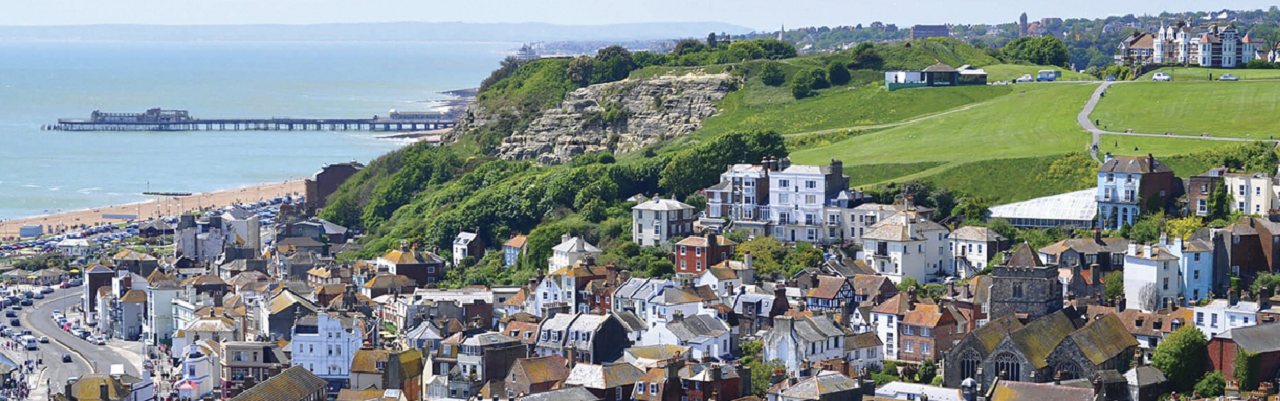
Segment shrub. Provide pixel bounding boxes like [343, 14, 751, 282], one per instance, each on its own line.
[760, 62, 785, 86]
[1194, 371, 1225, 398]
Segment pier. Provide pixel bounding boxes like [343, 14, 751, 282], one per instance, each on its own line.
[46, 108, 457, 132]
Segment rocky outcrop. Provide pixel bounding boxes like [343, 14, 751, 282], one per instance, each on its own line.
[496, 72, 737, 164]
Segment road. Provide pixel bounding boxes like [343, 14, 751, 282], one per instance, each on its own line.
[16, 287, 142, 397]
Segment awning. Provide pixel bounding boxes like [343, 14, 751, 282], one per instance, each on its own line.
[69, 269, 80, 273]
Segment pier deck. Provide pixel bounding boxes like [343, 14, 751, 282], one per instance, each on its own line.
[48, 108, 457, 132]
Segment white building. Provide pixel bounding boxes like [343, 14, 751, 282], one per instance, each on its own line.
[631, 198, 696, 248]
[1123, 239, 1182, 312]
[290, 312, 364, 386]
[1154, 22, 1255, 67]
[1224, 172, 1275, 215]
[549, 235, 602, 271]
[861, 209, 950, 284]
[1192, 298, 1259, 337]
[55, 238, 94, 256]
[1167, 235, 1214, 303]
[768, 159, 849, 244]
[637, 313, 731, 361]
[949, 226, 1006, 278]
[703, 163, 770, 222]
[761, 314, 849, 377]
[176, 341, 220, 400]
[452, 231, 479, 267]
[144, 274, 183, 345]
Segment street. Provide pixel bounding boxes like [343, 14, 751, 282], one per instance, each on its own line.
[8, 286, 144, 400]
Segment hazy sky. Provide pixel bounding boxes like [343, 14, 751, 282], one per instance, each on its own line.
[2, 0, 1276, 30]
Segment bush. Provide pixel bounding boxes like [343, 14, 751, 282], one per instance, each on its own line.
[1236, 348, 1261, 391]
[1244, 59, 1278, 69]
[1194, 371, 1225, 398]
[1152, 325, 1208, 392]
[827, 61, 851, 86]
[807, 68, 830, 89]
[760, 62, 785, 86]
[791, 73, 815, 99]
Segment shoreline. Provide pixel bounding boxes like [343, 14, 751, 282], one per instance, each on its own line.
[0, 180, 305, 239]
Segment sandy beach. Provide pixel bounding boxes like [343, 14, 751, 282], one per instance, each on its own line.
[0, 180, 305, 239]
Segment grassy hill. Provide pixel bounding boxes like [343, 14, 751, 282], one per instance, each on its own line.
[1138, 66, 1280, 81]
[876, 37, 1000, 70]
[1090, 81, 1280, 138]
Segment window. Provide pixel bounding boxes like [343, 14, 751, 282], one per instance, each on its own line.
[1194, 269, 1200, 280]
[695, 247, 702, 257]
[1012, 284, 1023, 298]
[1238, 202, 1246, 212]
[1163, 278, 1169, 290]
[1198, 199, 1208, 213]
[780, 194, 790, 205]
[922, 342, 931, 355]
[650, 384, 658, 395]
[779, 180, 790, 188]
[1194, 253, 1201, 262]
[994, 353, 1021, 381]
[680, 246, 687, 255]
[805, 195, 816, 205]
[960, 351, 981, 381]
[1239, 185, 1246, 196]
[1196, 312, 1204, 326]
[904, 341, 913, 353]
[806, 180, 816, 189]
[1211, 314, 1218, 328]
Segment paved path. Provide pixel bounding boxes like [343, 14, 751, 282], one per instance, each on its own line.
[1077, 81, 1280, 164]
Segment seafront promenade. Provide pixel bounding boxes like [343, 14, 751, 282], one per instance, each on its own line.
[0, 180, 304, 238]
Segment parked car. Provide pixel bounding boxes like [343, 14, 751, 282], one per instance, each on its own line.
[40, 287, 53, 294]
[20, 299, 32, 307]
[1105, 75, 1116, 81]
[1015, 74, 1034, 83]
[62, 354, 72, 363]
[8, 319, 18, 327]
[91, 336, 106, 345]
[32, 293, 43, 300]
[1152, 72, 1172, 81]
[1219, 73, 1239, 81]
[38, 336, 48, 343]
[5, 311, 15, 318]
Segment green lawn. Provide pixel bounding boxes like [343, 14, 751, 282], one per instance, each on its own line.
[790, 83, 1098, 166]
[699, 84, 1012, 139]
[845, 162, 946, 187]
[982, 64, 1094, 82]
[1090, 81, 1280, 138]
[1139, 66, 1280, 81]
[926, 154, 1098, 204]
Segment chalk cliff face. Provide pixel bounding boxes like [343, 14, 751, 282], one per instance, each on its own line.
[494, 72, 736, 164]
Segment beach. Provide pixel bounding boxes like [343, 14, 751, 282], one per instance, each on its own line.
[0, 180, 304, 239]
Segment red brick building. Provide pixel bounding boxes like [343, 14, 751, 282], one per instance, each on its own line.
[678, 363, 744, 401]
[1208, 323, 1280, 380]
[674, 233, 737, 276]
[897, 303, 966, 363]
[304, 161, 363, 215]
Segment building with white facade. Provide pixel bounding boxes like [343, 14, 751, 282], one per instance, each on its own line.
[1193, 297, 1259, 337]
[761, 314, 850, 377]
[861, 209, 950, 284]
[637, 313, 731, 361]
[1096, 154, 1174, 230]
[290, 311, 365, 390]
[702, 163, 770, 222]
[144, 273, 182, 345]
[949, 226, 1007, 279]
[1168, 235, 1215, 303]
[1123, 240, 1181, 312]
[1224, 172, 1275, 216]
[1153, 21, 1256, 67]
[768, 159, 850, 244]
[549, 235, 602, 271]
[631, 198, 696, 248]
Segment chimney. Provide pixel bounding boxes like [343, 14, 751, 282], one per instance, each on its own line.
[774, 315, 794, 335]
[1128, 242, 1138, 256]
[1143, 244, 1152, 258]
[561, 233, 571, 244]
[771, 369, 785, 385]
[709, 364, 722, 381]
[671, 310, 684, 323]
[1262, 287, 1273, 310]
[1165, 297, 1174, 311]
[619, 270, 632, 282]
[1159, 232, 1168, 246]
[1230, 289, 1240, 306]
[1148, 153, 1155, 171]
[1093, 228, 1102, 243]
[1116, 294, 1126, 312]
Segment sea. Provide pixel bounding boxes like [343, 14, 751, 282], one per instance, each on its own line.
[0, 40, 512, 220]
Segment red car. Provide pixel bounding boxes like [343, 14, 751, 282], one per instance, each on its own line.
[59, 282, 70, 289]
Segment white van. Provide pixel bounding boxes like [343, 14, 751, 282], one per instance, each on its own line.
[23, 335, 37, 350]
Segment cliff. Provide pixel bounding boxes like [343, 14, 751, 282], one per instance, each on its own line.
[495, 72, 737, 164]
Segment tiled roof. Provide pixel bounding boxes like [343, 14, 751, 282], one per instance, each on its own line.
[847, 331, 883, 350]
[505, 235, 528, 249]
[503, 321, 542, 345]
[675, 236, 737, 248]
[511, 355, 572, 385]
[362, 273, 416, 289]
[350, 349, 389, 373]
[625, 344, 690, 361]
[971, 315, 1025, 354]
[68, 374, 129, 401]
[1100, 155, 1172, 175]
[229, 365, 328, 401]
[806, 276, 849, 300]
[1009, 312, 1081, 369]
[771, 371, 860, 399]
[706, 267, 738, 280]
[515, 386, 600, 401]
[951, 226, 1006, 242]
[1005, 243, 1044, 267]
[268, 289, 318, 314]
[902, 304, 946, 327]
[1220, 323, 1280, 353]
[119, 289, 147, 303]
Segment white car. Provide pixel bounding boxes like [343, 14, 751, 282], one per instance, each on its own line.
[1152, 72, 1172, 81]
[1015, 74, 1034, 83]
[92, 336, 106, 345]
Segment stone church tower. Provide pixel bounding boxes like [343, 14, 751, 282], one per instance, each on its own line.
[988, 243, 1062, 321]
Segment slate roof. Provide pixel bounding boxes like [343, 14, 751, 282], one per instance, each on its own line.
[680, 363, 739, 381]
[516, 386, 600, 401]
[846, 331, 883, 350]
[278, 237, 325, 248]
[565, 362, 645, 389]
[951, 226, 1006, 242]
[706, 267, 738, 280]
[552, 237, 602, 253]
[612, 311, 647, 333]
[1068, 313, 1139, 365]
[990, 381, 1093, 401]
[668, 315, 730, 342]
[769, 371, 860, 399]
[268, 288, 318, 315]
[1124, 365, 1167, 387]
[1006, 312, 1080, 369]
[1100, 155, 1172, 175]
[1006, 243, 1045, 267]
[229, 365, 328, 401]
[1040, 237, 1130, 256]
[1220, 323, 1280, 353]
[632, 198, 695, 211]
[1129, 245, 1179, 261]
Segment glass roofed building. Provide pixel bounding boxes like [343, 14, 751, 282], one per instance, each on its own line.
[988, 189, 1097, 229]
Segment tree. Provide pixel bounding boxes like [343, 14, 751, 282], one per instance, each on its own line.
[1194, 371, 1226, 398]
[826, 61, 851, 86]
[784, 242, 823, 276]
[848, 42, 883, 70]
[1104, 271, 1125, 300]
[917, 359, 938, 384]
[728, 41, 766, 60]
[707, 32, 719, 48]
[897, 277, 922, 293]
[647, 259, 675, 278]
[747, 359, 786, 396]
[807, 68, 830, 89]
[755, 39, 798, 59]
[791, 71, 815, 99]
[1251, 272, 1280, 297]
[1166, 217, 1204, 239]
[1207, 180, 1232, 221]
[567, 56, 596, 86]
[1000, 36, 1070, 68]
[760, 63, 786, 87]
[1236, 348, 1261, 391]
[1151, 325, 1208, 392]
[674, 39, 709, 56]
[581, 198, 607, 223]
[735, 237, 788, 277]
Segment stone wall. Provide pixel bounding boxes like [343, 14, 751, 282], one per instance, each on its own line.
[495, 72, 737, 164]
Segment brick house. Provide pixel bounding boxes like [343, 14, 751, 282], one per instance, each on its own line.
[1096, 153, 1175, 230]
[897, 303, 966, 363]
[940, 275, 991, 332]
[1208, 323, 1280, 380]
[1224, 220, 1268, 280]
[505, 355, 572, 397]
[304, 161, 363, 214]
[1189, 167, 1227, 217]
[678, 363, 744, 401]
[673, 233, 737, 277]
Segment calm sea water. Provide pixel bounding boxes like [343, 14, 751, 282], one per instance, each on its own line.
[0, 41, 511, 220]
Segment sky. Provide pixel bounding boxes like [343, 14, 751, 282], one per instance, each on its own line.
[1, 0, 1277, 31]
